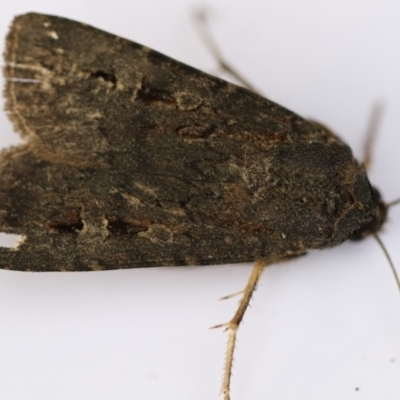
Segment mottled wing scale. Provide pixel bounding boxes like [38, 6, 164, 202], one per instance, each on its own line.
[0, 13, 376, 271]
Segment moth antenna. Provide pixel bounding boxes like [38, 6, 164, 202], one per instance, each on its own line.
[363, 103, 399, 292]
[373, 233, 400, 295]
[387, 198, 400, 207]
[193, 8, 258, 93]
[363, 102, 384, 170]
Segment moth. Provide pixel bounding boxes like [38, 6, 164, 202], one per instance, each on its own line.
[0, 12, 395, 400]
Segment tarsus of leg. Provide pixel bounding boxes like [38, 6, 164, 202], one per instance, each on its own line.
[210, 260, 266, 400]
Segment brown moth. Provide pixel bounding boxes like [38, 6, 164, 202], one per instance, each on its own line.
[0, 12, 396, 400]
[0, 13, 386, 271]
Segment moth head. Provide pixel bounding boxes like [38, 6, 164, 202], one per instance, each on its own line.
[350, 186, 388, 240]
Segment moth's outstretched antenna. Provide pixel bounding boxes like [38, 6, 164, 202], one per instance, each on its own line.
[363, 103, 384, 170]
[362, 104, 399, 294]
[373, 233, 400, 295]
[193, 9, 258, 93]
[387, 198, 400, 207]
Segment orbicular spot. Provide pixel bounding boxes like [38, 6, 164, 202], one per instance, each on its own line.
[174, 91, 202, 111]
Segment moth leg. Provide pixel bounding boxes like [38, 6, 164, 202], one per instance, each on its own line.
[211, 260, 266, 400]
[193, 9, 258, 93]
